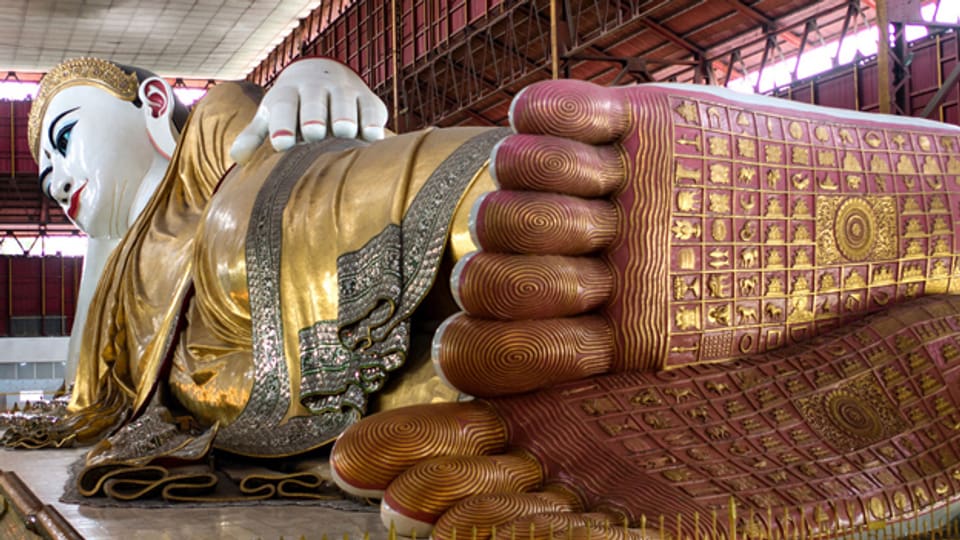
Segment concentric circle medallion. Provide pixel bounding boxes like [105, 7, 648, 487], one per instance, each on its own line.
[835, 197, 877, 261]
[825, 389, 882, 441]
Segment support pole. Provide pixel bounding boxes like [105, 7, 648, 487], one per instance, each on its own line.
[10, 102, 15, 177]
[877, 0, 891, 113]
[60, 254, 65, 336]
[7, 257, 12, 327]
[391, 0, 400, 133]
[550, 0, 559, 79]
[937, 33, 944, 122]
[41, 255, 46, 335]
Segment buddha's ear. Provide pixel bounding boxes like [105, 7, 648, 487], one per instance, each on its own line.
[138, 76, 178, 159]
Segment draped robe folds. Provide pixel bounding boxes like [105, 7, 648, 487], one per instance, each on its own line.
[67, 81, 501, 457]
[69, 82, 264, 435]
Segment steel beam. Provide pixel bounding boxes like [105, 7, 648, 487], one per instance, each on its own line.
[754, 35, 775, 93]
[653, 2, 856, 83]
[640, 16, 704, 56]
[920, 62, 960, 119]
[891, 22, 910, 115]
[791, 20, 813, 81]
[723, 0, 803, 48]
[400, 0, 664, 129]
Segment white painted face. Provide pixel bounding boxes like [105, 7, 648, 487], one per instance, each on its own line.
[37, 85, 157, 239]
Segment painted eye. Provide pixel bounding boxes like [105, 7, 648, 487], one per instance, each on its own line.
[55, 121, 76, 156]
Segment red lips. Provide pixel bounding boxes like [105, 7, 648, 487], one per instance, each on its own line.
[67, 181, 86, 221]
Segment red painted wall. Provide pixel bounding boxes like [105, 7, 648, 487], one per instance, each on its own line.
[0, 255, 82, 336]
[0, 100, 38, 177]
[772, 32, 960, 125]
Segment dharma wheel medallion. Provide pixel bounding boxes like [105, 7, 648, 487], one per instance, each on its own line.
[835, 197, 877, 261]
[800, 374, 907, 452]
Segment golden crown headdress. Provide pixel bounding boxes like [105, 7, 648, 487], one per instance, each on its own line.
[28, 57, 140, 161]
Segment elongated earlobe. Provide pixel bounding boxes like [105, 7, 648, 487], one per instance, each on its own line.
[138, 77, 177, 159]
[142, 79, 169, 118]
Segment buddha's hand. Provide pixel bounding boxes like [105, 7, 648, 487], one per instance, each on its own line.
[230, 58, 388, 164]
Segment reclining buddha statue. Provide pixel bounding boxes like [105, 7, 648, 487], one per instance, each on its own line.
[8, 56, 496, 455]
[7, 56, 960, 538]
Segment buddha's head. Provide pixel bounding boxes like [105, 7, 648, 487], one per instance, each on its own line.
[29, 58, 189, 238]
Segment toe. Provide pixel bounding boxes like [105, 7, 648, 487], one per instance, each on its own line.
[469, 191, 618, 255]
[330, 402, 506, 498]
[382, 452, 544, 536]
[509, 81, 628, 144]
[452, 253, 613, 319]
[491, 134, 625, 196]
[432, 314, 613, 397]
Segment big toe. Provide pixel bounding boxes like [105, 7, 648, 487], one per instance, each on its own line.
[330, 401, 506, 498]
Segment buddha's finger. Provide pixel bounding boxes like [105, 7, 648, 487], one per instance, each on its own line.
[329, 402, 506, 499]
[328, 88, 360, 139]
[264, 85, 299, 151]
[470, 191, 618, 255]
[452, 253, 613, 320]
[357, 92, 389, 142]
[490, 134, 625, 196]
[433, 314, 613, 397]
[381, 453, 544, 537]
[298, 85, 330, 141]
[432, 487, 584, 540]
[509, 80, 628, 144]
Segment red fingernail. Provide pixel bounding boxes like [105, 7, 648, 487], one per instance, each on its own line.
[271, 129, 295, 138]
[303, 120, 326, 127]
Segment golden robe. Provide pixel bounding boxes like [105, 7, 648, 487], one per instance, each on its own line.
[67, 81, 502, 457]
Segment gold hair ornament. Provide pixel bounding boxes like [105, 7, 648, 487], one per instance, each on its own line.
[28, 57, 140, 160]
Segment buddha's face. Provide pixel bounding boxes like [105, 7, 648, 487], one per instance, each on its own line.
[37, 85, 157, 239]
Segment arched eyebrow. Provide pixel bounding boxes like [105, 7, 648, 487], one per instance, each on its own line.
[47, 106, 79, 149]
